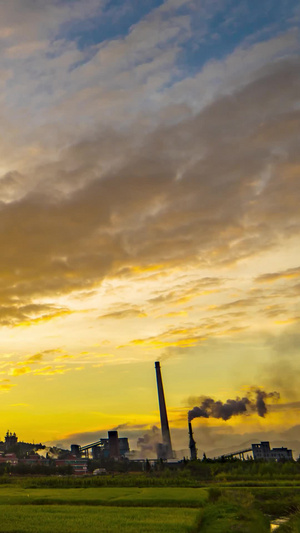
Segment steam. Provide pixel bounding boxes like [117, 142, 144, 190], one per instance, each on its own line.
[188, 389, 280, 422]
[137, 425, 160, 457]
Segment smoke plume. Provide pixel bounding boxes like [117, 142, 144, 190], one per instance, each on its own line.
[137, 425, 160, 457]
[255, 390, 280, 417]
[188, 389, 280, 422]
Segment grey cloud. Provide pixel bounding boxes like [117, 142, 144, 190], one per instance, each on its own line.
[0, 56, 299, 312]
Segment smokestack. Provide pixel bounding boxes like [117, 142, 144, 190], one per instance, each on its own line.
[188, 421, 197, 461]
[155, 361, 173, 459]
[108, 431, 120, 459]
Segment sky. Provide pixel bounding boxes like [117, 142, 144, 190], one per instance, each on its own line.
[0, 0, 299, 458]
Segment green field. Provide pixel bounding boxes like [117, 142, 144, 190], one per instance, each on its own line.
[0, 486, 203, 532]
[0, 483, 298, 532]
[0, 486, 207, 506]
[0, 505, 200, 533]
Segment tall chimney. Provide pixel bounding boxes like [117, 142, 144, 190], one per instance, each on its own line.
[108, 431, 120, 459]
[155, 361, 173, 459]
[188, 421, 197, 461]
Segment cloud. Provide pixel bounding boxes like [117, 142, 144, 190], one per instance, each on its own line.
[0, 302, 72, 328]
[0, 348, 78, 382]
[99, 306, 147, 320]
[10, 366, 31, 377]
[0, 379, 16, 391]
[260, 325, 300, 398]
[0, 34, 298, 317]
[15, 308, 73, 327]
[255, 266, 300, 283]
[148, 277, 223, 307]
[208, 298, 258, 312]
[26, 353, 44, 363]
[120, 312, 251, 351]
[32, 365, 69, 376]
[0, 2, 298, 439]
[54, 354, 74, 361]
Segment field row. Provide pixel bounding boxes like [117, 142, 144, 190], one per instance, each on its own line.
[0, 485, 298, 532]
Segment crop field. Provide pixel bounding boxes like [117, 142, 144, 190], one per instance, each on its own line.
[0, 483, 299, 532]
[0, 486, 201, 532]
[0, 505, 200, 533]
[0, 486, 208, 507]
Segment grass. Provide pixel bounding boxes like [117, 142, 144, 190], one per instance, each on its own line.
[192, 502, 270, 533]
[0, 483, 298, 531]
[0, 505, 200, 533]
[275, 513, 300, 532]
[0, 486, 208, 507]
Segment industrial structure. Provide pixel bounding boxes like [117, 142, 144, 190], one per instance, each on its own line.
[188, 421, 197, 460]
[217, 441, 293, 462]
[71, 431, 129, 460]
[2, 364, 295, 466]
[155, 361, 173, 459]
[0, 431, 44, 455]
[251, 441, 293, 461]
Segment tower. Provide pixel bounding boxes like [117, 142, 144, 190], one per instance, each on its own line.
[155, 361, 173, 459]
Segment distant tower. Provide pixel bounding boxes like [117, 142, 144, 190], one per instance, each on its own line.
[5, 430, 18, 450]
[155, 361, 173, 459]
[188, 421, 197, 461]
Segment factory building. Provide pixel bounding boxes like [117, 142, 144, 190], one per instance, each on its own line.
[55, 456, 88, 475]
[72, 431, 130, 460]
[252, 441, 293, 461]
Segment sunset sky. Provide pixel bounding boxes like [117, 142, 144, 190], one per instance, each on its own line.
[0, 0, 299, 458]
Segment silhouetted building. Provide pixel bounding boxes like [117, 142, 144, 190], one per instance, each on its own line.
[55, 455, 88, 475]
[108, 431, 120, 459]
[5, 431, 17, 450]
[188, 422, 197, 461]
[252, 441, 293, 461]
[72, 433, 130, 460]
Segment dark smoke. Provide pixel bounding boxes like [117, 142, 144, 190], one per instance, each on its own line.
[254, 390, 280, 417]
[188, 389, 280, 422]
